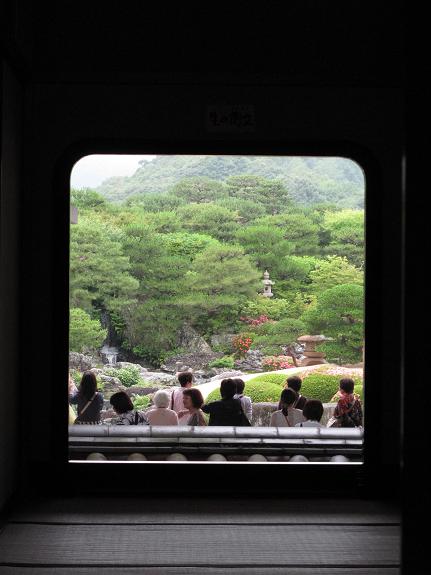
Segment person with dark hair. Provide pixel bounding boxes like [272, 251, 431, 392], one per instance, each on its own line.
[68, 373, 78, 424]
[285, 375, 307, 410]
[233, 378, 252, 423]
[181, 388, 207, 426]
[270, 388, 304, 427]
[201, 378, 251, 426]
[170, 371, 194, 424]
[295, 399, 324, 427]
[331, 378, 363, 427]
[70, 371, 104, 424]
[110, 391, 149, 425]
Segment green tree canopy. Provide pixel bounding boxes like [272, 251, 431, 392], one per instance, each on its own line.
[176, 203, 240, 242]
[70, 215, 139, 312]
[308, 255, 363, 293]
[177, 244, 260, 333]
[301, 283, 364, 363]
[69, 308, 107, 352]
[170, 177, 227, 203]
[226, 174, 292, 214]
[321, 209, 364, 267]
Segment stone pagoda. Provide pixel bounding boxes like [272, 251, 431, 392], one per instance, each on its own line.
[297, 334, 329, 366]
[261, 270, 274, 298]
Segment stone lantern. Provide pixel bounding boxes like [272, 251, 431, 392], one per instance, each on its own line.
[261, 270, 274, 298]
[297, 334, 329, 366]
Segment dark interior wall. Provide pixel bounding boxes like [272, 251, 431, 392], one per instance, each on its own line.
[0, 62, 22, 510]
[0, 1, 404, 497]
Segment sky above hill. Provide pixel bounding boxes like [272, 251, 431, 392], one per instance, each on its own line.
[70, 154, 157, 188]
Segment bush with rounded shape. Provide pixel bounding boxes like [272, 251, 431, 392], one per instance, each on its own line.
[245, 372, 363, 403]
[208, 356, 235, 369]
[300, 373, 363, 402]
[104, 366, 143, 388]
[205, 380, 282, 404]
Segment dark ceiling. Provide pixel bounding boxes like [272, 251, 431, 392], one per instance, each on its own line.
[2, 1, 404, 86]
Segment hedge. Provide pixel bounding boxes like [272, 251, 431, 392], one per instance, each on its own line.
[245, 373, 363, 403]
[205, 381, 282, 404]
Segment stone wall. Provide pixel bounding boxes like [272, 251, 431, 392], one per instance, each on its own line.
[250, 402, 336, 427]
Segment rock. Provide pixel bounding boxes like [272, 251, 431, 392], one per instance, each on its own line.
[161, 352, 223, 373]
[142, 372, 178, 386]
[125, 386, 159, 396]
[210, 333, 236, 351]
[177, 323, 213, 354]
[100, 375, 126, 398]
[89, 368, 104, 376]
[115, 361, 148, 373]
[234, 350, 264, 371]
[69, 352, 94, 372]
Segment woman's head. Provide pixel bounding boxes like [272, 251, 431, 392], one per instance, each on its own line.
[303, 399, 324, 422]
[177, 371, 193, 388]
[110, 391, 134, 414]
[279, 388, 298, 411]
[286, 375, 302, 392]
[233, 378, 245, 394]
[79, 371, 98, 400]
[183, 388, 204, 410]
[339, 378, 355, 394]
[153, 389, 171, 408]
[220, 378, 236, 399]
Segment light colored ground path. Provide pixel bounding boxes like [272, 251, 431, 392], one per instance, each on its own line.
[195, 364, 327, 399]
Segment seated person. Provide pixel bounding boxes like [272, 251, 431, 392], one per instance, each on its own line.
[332, 378, 363, 427]
[170, 371, 193, 424]
[233, 378, 252, 423]
[202, 378, 250, 426]
[68, 374, 78, 424]
[70, 371, 104, 424]
[110, 391, 149, 425]
[295, 399, 324, 428]
[270, 388, 304, 427]
[146, 390, 179, 426]
[284, 375, 307, 410]
[181, 388, 207, 426]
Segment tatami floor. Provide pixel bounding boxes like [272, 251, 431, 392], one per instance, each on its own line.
[0, 496, 400, 574]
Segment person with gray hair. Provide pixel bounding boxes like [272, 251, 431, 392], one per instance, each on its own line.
[146, 390, 179, 426]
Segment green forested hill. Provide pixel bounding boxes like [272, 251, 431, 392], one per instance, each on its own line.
[96, 155, 364, 208]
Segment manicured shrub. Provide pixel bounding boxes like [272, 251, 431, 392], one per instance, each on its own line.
[246, 372, 363, 403]
[104, 366, 143, 388]
[245, 373, 286, 386]
[208, 355, 235, 369]
[205, 380, 282, 404]
[301, 373, 363, 402]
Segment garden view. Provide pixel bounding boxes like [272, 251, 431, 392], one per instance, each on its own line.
[69, 155, 364, 430]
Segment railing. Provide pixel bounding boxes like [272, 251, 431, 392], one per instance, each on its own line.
[69, 425, 363, 461]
